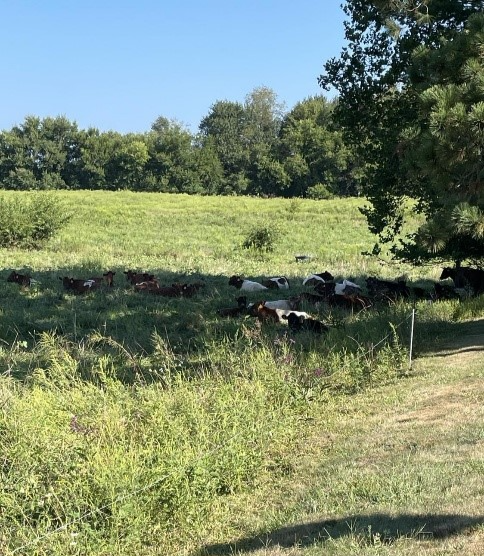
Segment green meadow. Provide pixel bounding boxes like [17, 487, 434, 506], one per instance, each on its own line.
[0, 191, 482, 555]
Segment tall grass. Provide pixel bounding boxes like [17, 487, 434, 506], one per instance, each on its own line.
[0, 191, 480, 555]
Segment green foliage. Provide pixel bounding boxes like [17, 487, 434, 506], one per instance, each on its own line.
[242, 223, 283, 253]
[306, 183, 334, 200]
[0, 193, 71, 248]
[0, 190, 480, 554]
[320, 0, 484, 265]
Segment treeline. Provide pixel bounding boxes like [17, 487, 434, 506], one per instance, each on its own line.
[0, 87, 362, 198]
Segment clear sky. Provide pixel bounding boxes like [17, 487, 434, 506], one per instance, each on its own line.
[1, 1, 347, 134]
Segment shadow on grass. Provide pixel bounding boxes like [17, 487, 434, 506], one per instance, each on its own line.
[414, 318, 484, 357]
[198, 512, 484, 554]
[1, 265, 482, 383]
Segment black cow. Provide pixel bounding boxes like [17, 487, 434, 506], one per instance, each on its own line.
[366, 277, 410, 301]
[283, 312, 329, 334]
[440, 266, 484, 295]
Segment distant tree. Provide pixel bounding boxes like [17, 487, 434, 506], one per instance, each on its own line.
[0, 115, 80, 189]
[279, 96, 357, 197]
[83, 130, 126, 190]
[243, 87, 289, 196]
[104, 134, 148, 190]
[199, 100, 250, 193]
[147, 118, 203, 193]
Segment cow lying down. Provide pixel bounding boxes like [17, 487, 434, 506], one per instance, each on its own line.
[282, 312, 329, 334]
[228, 275, 268, 291]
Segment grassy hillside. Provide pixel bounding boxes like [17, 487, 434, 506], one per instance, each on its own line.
[0, 191, 482, 555]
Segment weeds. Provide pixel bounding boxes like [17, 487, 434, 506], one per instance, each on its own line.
[0, 191, 481, 555]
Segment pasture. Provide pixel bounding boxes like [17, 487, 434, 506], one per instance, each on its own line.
[0, 191, 482, 555]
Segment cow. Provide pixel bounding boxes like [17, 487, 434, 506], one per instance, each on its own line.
[102, 271, 116, 287]
[7, 271, 32, 287]
[282, 312, 329, 334]
[134, 279, 161, 292]
[59, 276, 99, 294]
[313, 281, 337, 298]
[228, 275, 268, 291]
[440, 266, 484, 295]
[334, 279, 362, 296]
[247, 298, 299, 311]
[432, 281, 461, 301]
[124, 270, 156, 285]
[146, 285, 183, 297]
[249, 301, 280, 323]
[366, 277, 410, 301]
[326, 293, 372, 311]
[296, 291, 327, 306]
[261, 276, 290, 289]
[218, 297, 249, 318]
[302, 271, 335, 287]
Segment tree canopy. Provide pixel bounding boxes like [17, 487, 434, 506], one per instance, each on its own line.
[320, 0, 484, 266]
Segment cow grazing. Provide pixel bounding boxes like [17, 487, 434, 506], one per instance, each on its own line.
[302, 271, 335, 286]
[283, 312, 329, 334]
[124, 270, 156, 285]
[59, 276, 99, 294]
[440, 266, 484, 295]
[261, 276, 290, 289]
[7, 271, 32, 287]
[228, 275, 268, 291]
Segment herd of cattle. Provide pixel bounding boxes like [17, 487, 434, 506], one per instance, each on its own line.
[6, 264, 484, 335]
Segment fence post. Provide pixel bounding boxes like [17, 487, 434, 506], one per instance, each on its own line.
[409, 308, 416, 369]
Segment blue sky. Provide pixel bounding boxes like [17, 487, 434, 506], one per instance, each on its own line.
[1, 1, 347, 134]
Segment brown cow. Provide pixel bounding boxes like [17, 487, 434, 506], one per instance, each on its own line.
[59, 276, 99, 294]
[249, 301, 280, 323]
[124, 270, 156, 285]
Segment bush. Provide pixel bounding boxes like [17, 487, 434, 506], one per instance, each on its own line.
[242, 224, 283, 253]
[0, 193, 71, 248]
[306, 183, 334, 200]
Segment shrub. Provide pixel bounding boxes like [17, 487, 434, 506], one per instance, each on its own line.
[306, 183, 334, 200]
[0, 193, 71, 248]
[242, 224, 283, 253]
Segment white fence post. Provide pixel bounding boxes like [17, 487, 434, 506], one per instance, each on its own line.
[409, 308, 416, 369]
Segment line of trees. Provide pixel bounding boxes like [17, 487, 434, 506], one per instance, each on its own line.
[0, 88, 362, 199]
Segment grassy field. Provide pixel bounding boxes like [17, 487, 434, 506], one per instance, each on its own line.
[0, 191, 482, 555]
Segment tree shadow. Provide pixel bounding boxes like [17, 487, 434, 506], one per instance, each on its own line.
[414, 318, 484, 357]
[1, 265, 482, 383]
[198, 512, 484, 554]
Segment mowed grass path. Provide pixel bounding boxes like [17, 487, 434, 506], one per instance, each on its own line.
[197, 321, 484, 556]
